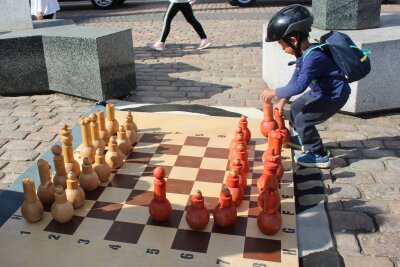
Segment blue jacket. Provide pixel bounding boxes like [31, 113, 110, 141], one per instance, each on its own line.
[275, 45, 351, 101]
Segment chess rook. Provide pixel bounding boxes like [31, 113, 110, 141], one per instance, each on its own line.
[51, 185, 74, 224]
[186, 190, 209, 230]
[65, 171, 85, 209]
[90, 113, 106, 152]
[21, 178, 44, 223]
[96, 110, 110, 144]
[51, 145, 67, 189]
[149, 167, 172, 222]
[79, 117, 95, 163]
[105, 103, 119, 136]
[260, 100, 277, 138]
[213, 188, 237, 228]
[59, 124, 80, 176]
[37, 159, 56, 205]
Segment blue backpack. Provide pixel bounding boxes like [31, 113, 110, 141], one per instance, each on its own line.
[304, 31, 372, 83]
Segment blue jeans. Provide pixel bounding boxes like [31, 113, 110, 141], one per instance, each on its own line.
[290, 91, 349, 154]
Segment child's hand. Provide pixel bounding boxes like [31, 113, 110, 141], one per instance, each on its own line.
[274, 98, 287, 114]
[260, 89, 275, 103]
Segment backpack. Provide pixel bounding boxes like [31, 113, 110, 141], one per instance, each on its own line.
[304, 31, 372, 83]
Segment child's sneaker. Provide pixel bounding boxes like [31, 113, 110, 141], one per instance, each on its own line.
[289, 135, 304, 151]
[197, 38, 211, 50]
[295, 151, 331, 168]
[148, 41, 166, 51]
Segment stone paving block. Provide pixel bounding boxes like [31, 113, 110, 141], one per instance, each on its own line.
[342, 199, 389, 216]
[366, 132, 399, 140]
[339, 140, 364, 148]
[389, 201, 400, 214]
[327, 196, 343, 211]
[334, 232, 360, 255]
[0, 110, 13, 116]
[358, 232, 400, 257]
[330, 184, 362, 199]
[17, 125, 42, 133]
[332, 169, 376, 185]
[375, 214, 400, 233]
[342, 255, 394, 267]
[362, 184, 400, 200]
[0, 131, 29, 140]
[0, 116, 18, 124]
[25, 132, 57, 142]
[361, 140, 385, 149]
[1, 160, 35, 174]
[361, 148, 397, 159]
[32, 142, 54, 153]
[358, 124, 399, 133]
[324, 139, 340, 148]
[11, 111, 37, 117]
[36, 118, 62, 126]
[0, 139, 9, 149]
[0, 150, 39, 161]
[383, 140, 400, 150]
[0, 173, 21, 184]
[16, 117, 39, 125]
[385, 158, 400, 171]
[33, 106, 55, 112]
[2, 140, 40, 151]
[40, 125, 63, 134]
[330, 157, 348, 168]
[329, 211, 376, 233]
[0, 160, 8, 170]
[349, 159, 385, 171]
[35, 112, 55, 120]
[373, 171, 400, 184]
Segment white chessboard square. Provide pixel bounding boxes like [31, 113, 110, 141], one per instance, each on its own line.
[179, 145, 206, 157]
[160, 134, 187, 145]
[133, 176, 154, 191]
[116, 204, 150, 224]
[207, 232, 245, 257]
[149, 153, 178, 166]
[138, 225, 177, 248]
[74, 200, 96, 217]
[207, 137, 230, 148]
[166, 193, 190, 211]
[133, 142, 160, 154]
[237, 200, 250, 217]
[169, 166, 199, 181]
[200, 157, 228, 171]
[116, 162, 146, 176]
[245, 217, 282, 240]
[178, 211, 214, 233]
[97, 187, 132, 204]
[190, 181, 223, 198]
[73, 217, 114, 241]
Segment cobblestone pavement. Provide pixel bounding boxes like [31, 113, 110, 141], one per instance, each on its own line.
[2, 1, 400, 266]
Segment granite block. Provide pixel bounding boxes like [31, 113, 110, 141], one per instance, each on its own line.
[0, 0, 33, 31]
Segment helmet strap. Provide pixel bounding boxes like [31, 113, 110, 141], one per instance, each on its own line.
[283, 33, 303, 58]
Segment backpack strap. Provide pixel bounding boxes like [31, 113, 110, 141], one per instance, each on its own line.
[350, 45, 372, 62]
[302, 43, 327, 62]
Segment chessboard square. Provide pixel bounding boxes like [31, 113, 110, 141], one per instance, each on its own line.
[139, 133, 165, 143]
[108, 174, 140, 189]
[200, 158, 229, 171]
[184, 136, 209, 147]
[247, 201, 259, 218]
[104, 221, 145, 244]
[147, 210, 184, 228]
[117, 162, 146, 176]
[116, 204, 150, 224]
[243, 236, 281, 262]
[160, 134, 187, 145]
[73, 217, 114, 241]
[86, 201, 123, 220]
[84, 186, 106, 201]
[171, 229, 211, 253]
[74, 200, 96, 217]
[212, 216, 247, 236]
[133, 142, 160, 154]
[237, 200, 250, 217]
[143, 165, 172, 177]
[44, 216, 85, 235]
[196, 169, 226, 183]
[179, 145, 206, 157]
[138, 225, 177, 248]
[165, 179, 194, 195]
[156, 144, 182, 155]
[125, 190, 153, 206]
[207, 137, 230, 148]
[133, 176, 154, 191]
[97, 187, 132, 204]
[125, 152, 153, 164]
[175, 155, 203, 168]
[207, 233, 245, 257]
[204, 147, 230, 159]
[191, 181, 223, 198]
[169, 166, 199, 181]
[185, 196, 219, 212]
[245, 217, 285, 241]
[166, 193, 190, 211]
[178, 211, 213, 233]
[148, 153, 178, 166]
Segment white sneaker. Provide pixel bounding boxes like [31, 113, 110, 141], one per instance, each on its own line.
[197, 38, 211, 50]
[148, 41, 166, 51]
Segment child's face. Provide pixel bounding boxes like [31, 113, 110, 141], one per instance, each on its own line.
[278, 39, 297, 56]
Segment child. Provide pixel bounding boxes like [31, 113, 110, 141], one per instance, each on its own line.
[31, 0, 60, 20]
[260, 5, 351, 168]
[148, 0, 211, 51]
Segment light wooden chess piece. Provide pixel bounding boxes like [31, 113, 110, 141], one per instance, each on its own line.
[96, 110, 110, 144]
[59, 124, 80, 176]
[93, 148, 111, 183]
[105, 103, 119, 136]
[52, 145, 67, 189]
[239, 115, 251, 144]
[226, 170, 244, 207]
[79, 157, 99, 192]
[105, 136, 124, 169]
[79, 117, 95, 163]
[65, 171, 85, 209]
[89, 113, 105, 152]
[37, 159, 56, 205]
[21, 178, 44, 223]
[213, 188, 237, 228]
[124, 113, 137, 145]
[116, 125, 132, 155]
[126, 111, 138, 133]
[149, 167, 172, 222]
[51, 185, 74, 224]
[186, 190, 209, 230]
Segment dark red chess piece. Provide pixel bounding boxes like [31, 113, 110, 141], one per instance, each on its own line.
[213, 188, 237, 228]
[229, 127, 243, 152]
[231, 158, 246, 191]
[229, 134, 247, 162]
[230, 144, 249, 178]
[239, 115, 251, 144]
[262, 131, 284, 181]
[257, 188, 282, 235]
[260, 100, 277, 138]
[149, 167, 172, 222]
[186, 190, 209, 230]
[257, 152, 280, 193]
[273, 108, 290, 145]
[226, 170, 244, 207]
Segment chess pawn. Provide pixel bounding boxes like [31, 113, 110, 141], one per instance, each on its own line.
[65, 171, 85, 209]
[226, 170, 244, 207]
[96, 110, 111, 144]
[125, 112, 138, 145]
[90, 113, 106, 152]
[229, 127, 242, 152]
[51, 185, 74, 224]
[52, 145, 67, 189]
[105, 136, 124, 169]
[229, 134, 247, 162]
[105, 103, 119, 136]
[37, 159, 56, 205]
[239, 115, 251, 144]
[79, 157, 100, 192]
[213, 188, 237, 228]
[59, 125, 80, 176]
[231, 144, 249, 178]
[273, 108, 290, 145]
[231, 158, 246, 191]
[186, 190, 209, 230]
[126, 111, 138, 133]
[79, 118, 95, 163]
[93, 149, 111, 183]
[21, 178, 44, 223]
[257, 189, 282, 235]
[260, 100, 277, 138]
[116, 125, 132, 155]
[149, 167, 172, 222]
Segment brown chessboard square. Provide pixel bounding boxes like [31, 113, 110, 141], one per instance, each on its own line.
[139, 133, 165, 143]
[244, 185, 252, 201]
[247, 201, 260, 218]
[243, 237, 281, 262]
[108, 174, 140, 189]
[204, 147, 230, 159]
[86, 201, 123, 221]
[104, 221, 145, 244]
[166, 179, 194, 195]
[212, 216, 247, 236]
[185, 196, 219, 212]
[156, 144, 182, 155]
[147, 210, 184, 228]
[85, 186, 106, 201]
[142, 165, 173, 177]
[184, 136, 210, 147]
[175, 155, 203, 168]
[125, 152, 153, 164]
[196, 169, 226, 183]
[171, 229, 211, 253]
[44, 216, 85, 235]
[125, 190, 153, 206]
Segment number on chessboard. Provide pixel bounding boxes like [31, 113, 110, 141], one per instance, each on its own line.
[282, 194, 293, 199]
[283, 228, 295, 233]
[11, 215, 22, 220]
[146, 248, 160, 255]
[283, 248, 297, 255]
[216, 258, 230, 265]
[283, 210, 295, 215]
[48, 234, 60, 240]
[180, 253, 194, 259]
[20, 231, 31, 235]
[77, 239, 90, 245]
[109, 244, 121, 250]
[253, 263, 267, 267]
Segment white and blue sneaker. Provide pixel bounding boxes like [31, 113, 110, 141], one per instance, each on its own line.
[289, 135, 304, 151]
[295, 151, 331, 168]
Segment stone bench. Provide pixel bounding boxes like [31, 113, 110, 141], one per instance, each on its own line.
[262, 14, 400, 114]
[0, 25, 136, 101]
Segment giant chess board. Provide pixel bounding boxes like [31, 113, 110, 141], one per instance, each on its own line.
[0, 111, 298, 267]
